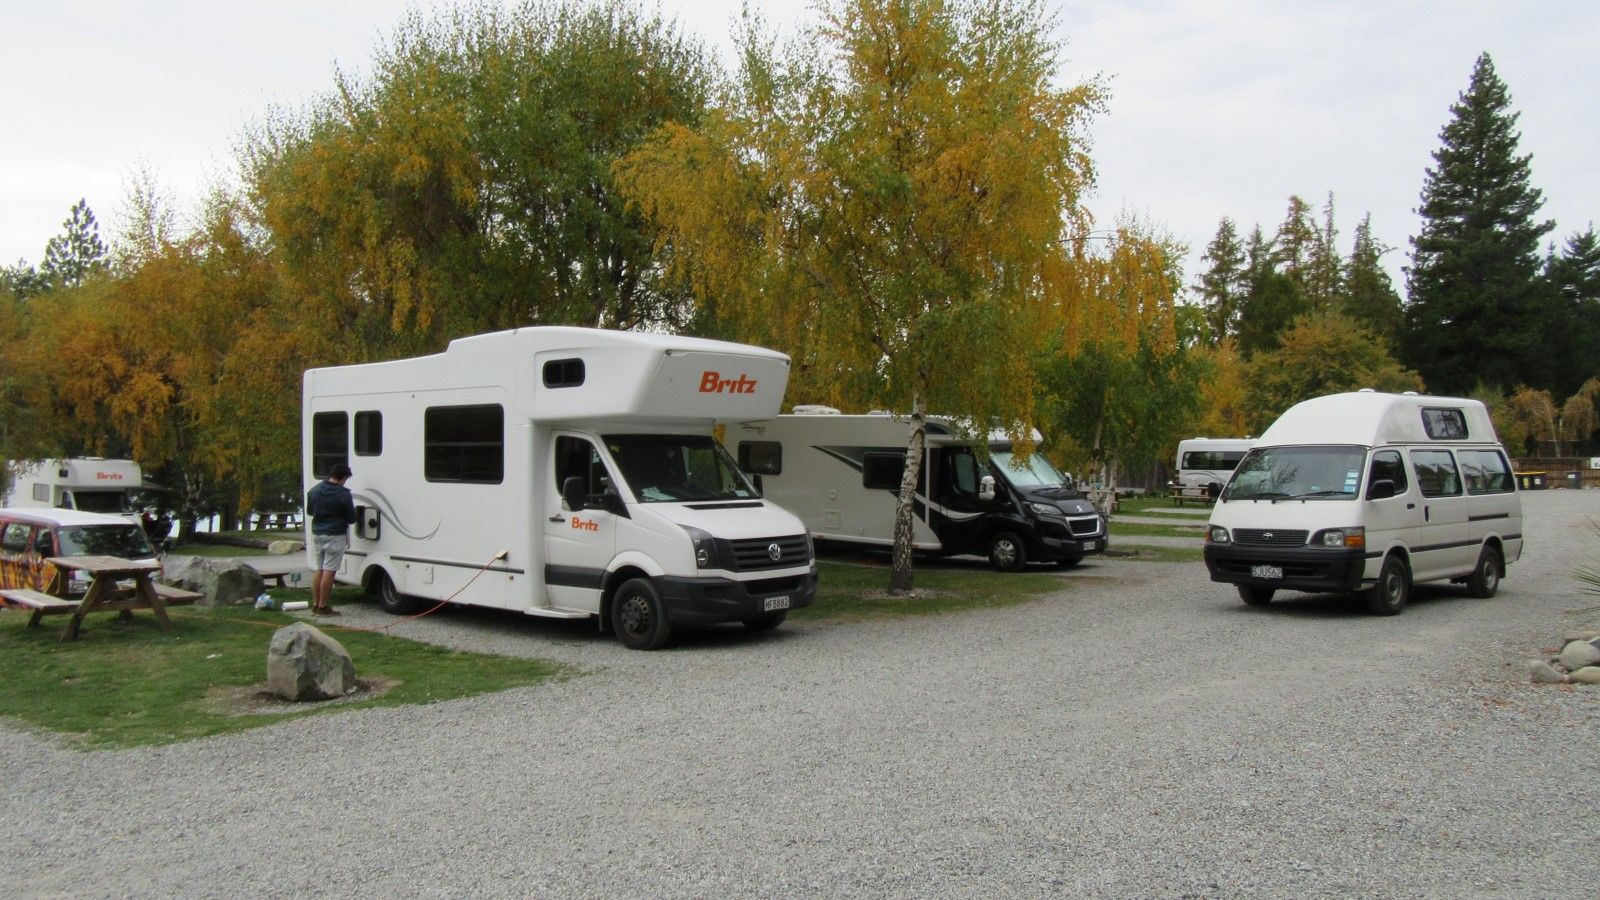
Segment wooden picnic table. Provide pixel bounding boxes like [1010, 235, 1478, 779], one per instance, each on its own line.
[45, 555, 201, 642]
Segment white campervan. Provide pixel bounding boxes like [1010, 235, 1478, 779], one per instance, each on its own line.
[729, 409, 1106, 570]
[1203, 391, 1522, 615]
[302, 327, 817, 649]
[3, 458, 143, 516]
[1172, 438, 1255, 501]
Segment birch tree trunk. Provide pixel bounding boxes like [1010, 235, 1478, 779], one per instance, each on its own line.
[889, 392, 927, 595]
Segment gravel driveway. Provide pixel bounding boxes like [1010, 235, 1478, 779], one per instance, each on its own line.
[3, 491, 1597, 898]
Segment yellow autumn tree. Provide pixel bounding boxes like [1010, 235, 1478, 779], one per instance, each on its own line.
[617, 0, 1104, 592]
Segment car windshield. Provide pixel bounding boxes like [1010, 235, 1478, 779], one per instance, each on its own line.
[58, 524, 156, 558]
[992, 450, 1071, 488]
[603, 434, 759, 503]
[1222, 445, 1367, 501]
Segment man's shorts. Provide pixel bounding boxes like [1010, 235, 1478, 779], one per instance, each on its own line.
[313, 534, 349, 573]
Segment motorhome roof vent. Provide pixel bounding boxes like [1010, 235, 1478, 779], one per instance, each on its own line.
[791, 404, 841, 415]
[1358, 387, 1376, 393]
[1402, 391, 1419, 396]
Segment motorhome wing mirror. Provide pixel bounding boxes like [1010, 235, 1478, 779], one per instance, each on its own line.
[978, 475, 997, 501]
[1366, 478, 1397, 501]
[561, 476, 587, 512]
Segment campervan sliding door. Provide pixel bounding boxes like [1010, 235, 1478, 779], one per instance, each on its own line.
[1407, 448, 1472, 578]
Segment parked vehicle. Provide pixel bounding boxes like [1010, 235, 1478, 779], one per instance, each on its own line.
[3, 458, 144, 516]
[302, 327, 817, 649]
[1171, 438, 1255, 501]
[0, 508, 160, 597]
[1203, 390, 1522, 614]
[728, 408, 1106, 570]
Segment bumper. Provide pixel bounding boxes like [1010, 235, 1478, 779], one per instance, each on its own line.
[1040, 533, 1107, 561]
[657, 566, 817, 626]
[1204, 544, 1367, 593]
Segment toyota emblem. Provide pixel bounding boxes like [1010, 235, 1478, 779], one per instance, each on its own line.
[1264, 532, 1275, 540]
[768, 543, 782, 561]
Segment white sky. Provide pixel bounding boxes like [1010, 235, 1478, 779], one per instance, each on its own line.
[2, 1, 1595, 292]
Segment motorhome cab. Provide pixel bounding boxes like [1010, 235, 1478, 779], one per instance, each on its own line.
[2, 458, 144, 516]
[1172, 438, 1255, 501]
[730, 408, 1106, 570]
[1203, 391, 1522, 615]
[302, 327, 817, 650]
[0, 508, 159, 597]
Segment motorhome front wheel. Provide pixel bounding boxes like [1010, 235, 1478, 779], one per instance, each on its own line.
[611, 578, 672, 650]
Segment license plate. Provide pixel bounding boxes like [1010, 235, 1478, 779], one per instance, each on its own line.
[1251, 565, 1284, 580]
[763, 595, 791, 612]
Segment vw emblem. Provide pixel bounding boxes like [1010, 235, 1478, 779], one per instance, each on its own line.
[767, 543, 783, 561]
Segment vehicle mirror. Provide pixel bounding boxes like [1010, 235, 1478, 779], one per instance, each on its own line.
[751, 474, 764, 497]
[1367, 478, 1397, 501]
[978, 475, 996, 501]
[561, 476, 586, 512]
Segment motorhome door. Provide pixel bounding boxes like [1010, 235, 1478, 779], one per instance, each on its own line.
[543, 434, 619, 612]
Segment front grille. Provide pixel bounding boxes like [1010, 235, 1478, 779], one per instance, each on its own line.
[1232, 529, 1309, 547]
[1068, 517, 1101, 536]
[743, 575, 805, 596]
[722, 535, 810, 571]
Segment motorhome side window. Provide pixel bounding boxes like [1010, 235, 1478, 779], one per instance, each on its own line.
[949, 450, 980, 496]
[311, 411, 349, 478]
[424, 404, 504, 484]
[738, 441, 782, 475]
[1410, 449, 1462, 497]
[31, 484, 48, 502]
[1182, 450, 1246, 471]
[1421, 408, 1469, 440]
[862, 452, 904, 490]
[1367, 450, 1408, 495]
[542, 358, 585, 388]
[354, 411, 383, 456]
[1458, 449, 1514, 495]
[554, 435, 609, 498]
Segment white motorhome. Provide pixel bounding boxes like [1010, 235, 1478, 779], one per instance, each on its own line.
[1203, 391, 1522, 615]
[2, 458, 143, 516]
[729, 409, 1106, 570]
[1171, 437, 1255, 500]
[302, 327, 816, 649]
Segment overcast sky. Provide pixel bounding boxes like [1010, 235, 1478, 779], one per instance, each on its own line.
[2, 1, 1595, 293]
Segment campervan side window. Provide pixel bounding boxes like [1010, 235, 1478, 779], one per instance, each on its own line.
[1181, 450, 1246, 471]
[863, 452, 904, 490]
[1421, 408, 1469, 440]
[311, 412, 349, 478]
[31, 484, 48, 502]
[1410, 449, 1462, 497]
[543, 358, 585, 388]
[738, 441, 782, 475]
[355, 411, 383, 456]
[1458, 449, 1514, 495]
[425, 404, 504, 484]
[1367, 450, 1409, 495]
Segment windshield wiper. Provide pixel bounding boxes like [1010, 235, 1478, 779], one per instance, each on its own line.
[1274, 490, 1353, 503]
[1229, 491, 1289, 501]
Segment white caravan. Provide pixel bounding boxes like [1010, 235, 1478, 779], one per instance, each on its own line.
[302, 327, 817, 649]
[3, 458, 143, 517]
[729, 409, 1106, 570]
[1203, 391, 1522, 615]
[1171, 438, 1255, 500]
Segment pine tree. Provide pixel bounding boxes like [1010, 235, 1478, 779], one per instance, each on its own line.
[1542, 227, 1600, 396]
[1403, 53, 1554, 394]
[40, 199, 109, 289]
[1193, 217, 1245, 345]
[1342, 214, 1404, 349]
[1236, 225, 1305, 355]
[1303, 193, 1343, 315]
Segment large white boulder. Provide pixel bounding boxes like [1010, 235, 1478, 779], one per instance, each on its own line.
[266, 623, 357, 702]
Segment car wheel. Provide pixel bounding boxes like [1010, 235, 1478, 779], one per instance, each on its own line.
[742, 611, 788, 632]
[374, 570, 422, 615]
[1238, 585, 1275, 606]
[1466, 545, 1501, 598]
[988, 532, 1027, 571]
[611, 577, 672, 650]
[1365, 554, 1410, 616]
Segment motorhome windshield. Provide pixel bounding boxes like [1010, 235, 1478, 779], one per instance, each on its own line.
[992, 450, 1070, 488]
[604, 434, 759, 503]
[69, 490, 132, 513]
[59, 524, 155, 558]
[1222, 445, 1367, 502]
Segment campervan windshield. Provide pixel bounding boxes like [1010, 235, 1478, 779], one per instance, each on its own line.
[59, 523, 156, 558]
[1222, 445, 1366, 502]
[993, 450, 1072, 488]
[604, 434, 760, 503]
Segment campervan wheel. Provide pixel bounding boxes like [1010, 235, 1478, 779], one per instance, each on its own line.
[988, 532, 1027, 571]
[611, 578, 672, 650]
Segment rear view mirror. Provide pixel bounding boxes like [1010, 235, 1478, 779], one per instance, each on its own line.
[978, 475, 996, 501]
[1367, 479, 1397, 501]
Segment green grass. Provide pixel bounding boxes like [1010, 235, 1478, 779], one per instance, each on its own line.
[796, 559, 1063, 620]
[1108, 521, 1204, 539]
[1114, 493, 1213, 515]
[0, 585, 568, 750]
[1105, 545, 1206, 563]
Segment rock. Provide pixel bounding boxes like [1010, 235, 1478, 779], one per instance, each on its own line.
[1558, 639, 1600, 672]
[267, 540, 306, 555]
[1566, 666, 1600, 686]
[1529, 660, 1566, 684]
[266, 623, 357, 701]
[161, 556, 266, 607]
[1560, 629, 1600, 644]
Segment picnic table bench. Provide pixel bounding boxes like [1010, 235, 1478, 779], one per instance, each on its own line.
[0, 588, 80, 627]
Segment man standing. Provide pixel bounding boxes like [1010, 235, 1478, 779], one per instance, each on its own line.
[305, 463, 356, 616]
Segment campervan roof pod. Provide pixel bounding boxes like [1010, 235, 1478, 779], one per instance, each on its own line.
[1257, 392, 1498, 448]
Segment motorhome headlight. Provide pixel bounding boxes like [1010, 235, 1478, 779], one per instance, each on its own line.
[1313, 526, 1365, 549]
[1208, 526, 1231, 544]
[1027, 502, 1062, 518]
[683, 525, 718, 569]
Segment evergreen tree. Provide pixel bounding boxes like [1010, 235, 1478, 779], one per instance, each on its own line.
[1236, 225, 1306, 355]
[1403, 53, 1553, 394]
[1342, 214, 1404, 348]
[39, 199, 109, 289]
[1273, 195, 1317, 289]
[1193, 217, 1245, 345]
[1542, 227, 1600, 396]
[1, 260, 48, 300]
[1304, 193, 1343, 315]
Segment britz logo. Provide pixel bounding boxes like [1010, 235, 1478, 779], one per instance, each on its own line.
[95, 472, 125, 481]
[570, 517, 600, 533]
[699, 370, 758, 394]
